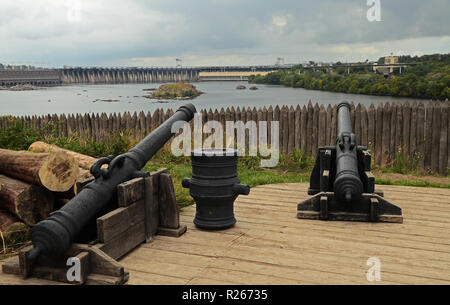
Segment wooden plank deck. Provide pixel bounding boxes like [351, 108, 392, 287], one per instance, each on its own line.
[1, 183, 450, 284]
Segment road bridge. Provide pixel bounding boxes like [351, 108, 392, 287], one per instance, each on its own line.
[302, 63, 416, 75]
[198, 71, 275, 81]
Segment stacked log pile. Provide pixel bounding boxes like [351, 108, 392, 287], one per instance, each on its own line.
[0, 143, 96, 250]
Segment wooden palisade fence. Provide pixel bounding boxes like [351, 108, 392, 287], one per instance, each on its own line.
[0, 100, 448, 175]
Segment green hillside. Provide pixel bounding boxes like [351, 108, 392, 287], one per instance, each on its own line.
[249, 53, 450, 100]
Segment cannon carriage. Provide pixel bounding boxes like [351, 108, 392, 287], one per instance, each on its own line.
[297, 101, 403, 223]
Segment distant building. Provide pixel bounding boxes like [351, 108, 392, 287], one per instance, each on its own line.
[373, 56, 401, 76]
[384, 56, 399, 65]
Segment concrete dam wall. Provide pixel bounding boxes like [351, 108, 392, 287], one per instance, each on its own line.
[60, 68, 199, 84]
[0, 70, 61, 86]
[0, 66, 283, 86]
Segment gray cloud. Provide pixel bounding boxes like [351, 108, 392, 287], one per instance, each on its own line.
[0, 0, 448, 67]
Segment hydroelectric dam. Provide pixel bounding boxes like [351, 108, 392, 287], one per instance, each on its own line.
[0, 66, 283, 86]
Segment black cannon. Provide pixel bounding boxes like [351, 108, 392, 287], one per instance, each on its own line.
[182, 149, 250, 230]
[297, 101, 403, 223]
[28, 104, 196, 260]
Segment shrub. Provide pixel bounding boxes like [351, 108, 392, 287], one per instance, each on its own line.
[0, 119, 42, 150]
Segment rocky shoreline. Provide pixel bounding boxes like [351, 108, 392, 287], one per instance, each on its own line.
[0, 84, 42, 91]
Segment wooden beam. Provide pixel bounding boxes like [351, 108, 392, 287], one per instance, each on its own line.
[158, 173, 179, 229]
[117, 178, 144, 207]
[97, 200, 145, 243]
[98, 221, 145, 260]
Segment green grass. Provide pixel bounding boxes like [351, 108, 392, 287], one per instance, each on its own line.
[372, 150, 450, 178]
[375, 178, 450, 188]
[373, 151, 422, 175]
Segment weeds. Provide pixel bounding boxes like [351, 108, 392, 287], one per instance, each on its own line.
[0, 120, 42, 150]
[373, 151, 424, 175]
[47, 132, 132, 158]
[391, 151, 421, 174]
[0, 120, 132, 158]
[0, 223, 30, 261]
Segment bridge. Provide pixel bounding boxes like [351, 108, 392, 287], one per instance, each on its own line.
[198, 71, 276, 81]
[302, 63, 416, 75]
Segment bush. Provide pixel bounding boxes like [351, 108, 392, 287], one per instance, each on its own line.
[0, 119, 42, 150]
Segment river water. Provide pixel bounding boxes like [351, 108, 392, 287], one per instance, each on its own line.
[0, 82, 426, 116]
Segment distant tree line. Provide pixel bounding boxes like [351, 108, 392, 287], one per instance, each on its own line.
[249, 53, 450, 100]
[0, 63, 37, 71]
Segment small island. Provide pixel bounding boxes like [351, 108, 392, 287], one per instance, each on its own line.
[144, 83, 203, 100]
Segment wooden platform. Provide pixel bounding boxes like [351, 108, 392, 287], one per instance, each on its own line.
[1, 183, 450, 284]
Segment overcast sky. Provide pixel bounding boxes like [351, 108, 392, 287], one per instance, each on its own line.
[0, 0, 449, 67]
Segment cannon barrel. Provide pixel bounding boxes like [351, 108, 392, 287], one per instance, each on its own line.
[333, 101, 363, 203]
[29, 104, 196, 259]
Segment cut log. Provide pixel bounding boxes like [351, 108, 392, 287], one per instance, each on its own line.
[56, 168, 94, 200]
[0, 211, 30, 246]
[0, 175, 54, 226]
[28, 141, 98, 170]
[77, 168, 93, 181]
[0, 148, 78, 192]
